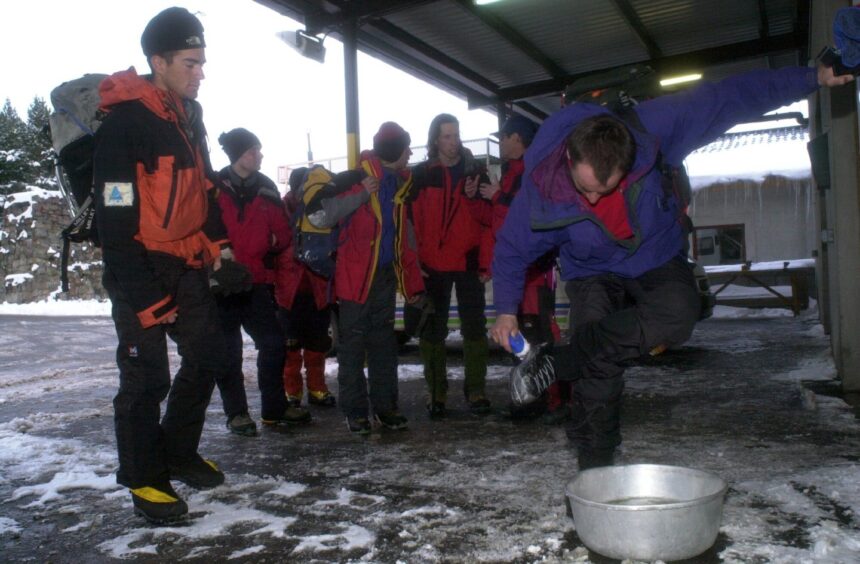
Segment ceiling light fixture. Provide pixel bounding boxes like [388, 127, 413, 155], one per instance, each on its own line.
[659, 73, 702, 87]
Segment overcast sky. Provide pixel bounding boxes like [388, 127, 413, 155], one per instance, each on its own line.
[0, 0, 499, 182]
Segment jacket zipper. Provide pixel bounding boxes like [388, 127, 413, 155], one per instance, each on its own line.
[162, 167, 178, 229]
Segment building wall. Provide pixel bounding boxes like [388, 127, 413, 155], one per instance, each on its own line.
[688, 175, 816, 263]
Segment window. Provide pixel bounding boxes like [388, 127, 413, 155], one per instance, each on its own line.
[693, 225, 745, 265]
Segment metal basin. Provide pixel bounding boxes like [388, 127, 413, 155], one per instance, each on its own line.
[565, 464, 727, 561]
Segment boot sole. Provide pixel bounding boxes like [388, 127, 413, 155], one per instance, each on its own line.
[171, 475, 224, 490]
[134, 506, 188, 524]
[227, 426, 258, 437]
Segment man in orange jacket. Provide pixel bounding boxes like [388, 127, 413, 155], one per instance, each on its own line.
[93, 7, 246, 523]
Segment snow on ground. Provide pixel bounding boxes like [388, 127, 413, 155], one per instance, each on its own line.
[1, 303, 860, 562]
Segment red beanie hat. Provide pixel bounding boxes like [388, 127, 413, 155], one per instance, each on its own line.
[373, 122, 411, 163]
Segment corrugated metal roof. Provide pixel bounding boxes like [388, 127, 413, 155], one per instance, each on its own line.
[256, 0, 809, 120]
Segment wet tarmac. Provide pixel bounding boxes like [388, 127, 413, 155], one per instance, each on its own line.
[1, 311, 859, 562]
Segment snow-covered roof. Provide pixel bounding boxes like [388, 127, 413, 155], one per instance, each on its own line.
[685, 125, 810, 189]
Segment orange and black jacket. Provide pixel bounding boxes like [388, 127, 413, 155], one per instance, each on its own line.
[93, 68, 228, 328]
[409, 150, 493, 274]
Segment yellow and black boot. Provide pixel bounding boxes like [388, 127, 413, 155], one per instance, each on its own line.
[131, 482, 188, 524]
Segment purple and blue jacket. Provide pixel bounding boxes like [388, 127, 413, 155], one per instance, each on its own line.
[492, 67, 819, 315]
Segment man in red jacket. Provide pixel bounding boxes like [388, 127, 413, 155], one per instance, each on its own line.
[214, 128, 311, 436]
[309, 122, 425, 434]
[410, 114, 493, 418]
[481, 115, 569, 423]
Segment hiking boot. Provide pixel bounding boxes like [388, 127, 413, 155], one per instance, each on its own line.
[262, 406, 312, 426]
[577, 448, 615, 471]
[285, 394, 303, 408]
[346, 416, 371, 436]
[308, 390, 336, 407]
[169, 455, 225, 490]
[467, 395, 492, 416]
[375, 411, 408, 430]
[541, 406, 570, 426]
[226, 413, 257, 437]
[509, 343, 556, 406]
[131, 483, 188, 524]
[426, 401, 446, 420]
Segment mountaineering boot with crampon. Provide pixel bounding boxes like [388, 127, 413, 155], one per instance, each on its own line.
[262, 405, 312, 426]
[467, 394, 492, 415]
[375, 411, 408, 430]
[308, 389, 336, 407]
[169, 455, 225, 490]
[131, 483, 188, 524]
[509, 343, 556, 406]
[346, 416, 372, 436]
[226, 413, 257, 437]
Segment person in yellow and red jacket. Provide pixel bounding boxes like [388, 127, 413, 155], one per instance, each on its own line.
[273, 169, 337, 410]
[92, 7, 250, 524]
[409, 113, 493, 419]
[310, 122, 425, 435]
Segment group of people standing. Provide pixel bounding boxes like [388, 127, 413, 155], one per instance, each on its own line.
[92, 6, 556, 524]
[91, 5, 851, 524]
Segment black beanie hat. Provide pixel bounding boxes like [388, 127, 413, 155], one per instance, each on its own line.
[219, 128, 261, 164]
[288, 167, 308, 193]
[373, 122, 411, 163]
[141, 7, 206, 57]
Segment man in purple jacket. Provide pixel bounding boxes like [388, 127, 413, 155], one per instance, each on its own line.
[490, 64, 851, 470]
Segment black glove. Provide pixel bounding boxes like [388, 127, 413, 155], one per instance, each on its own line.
[209, 259, 253, 296]
[262, 249, 279, 270]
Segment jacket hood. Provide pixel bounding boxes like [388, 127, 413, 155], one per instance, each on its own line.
[421, 146, 485, 177]
[524, 103, 659, 205]
[361, 149, 411, 181]
[99, 67, 185, 122]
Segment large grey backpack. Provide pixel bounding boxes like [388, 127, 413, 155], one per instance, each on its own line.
[48, 73, 107, 291]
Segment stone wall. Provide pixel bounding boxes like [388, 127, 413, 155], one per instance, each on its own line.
[1, 190, 105, 303]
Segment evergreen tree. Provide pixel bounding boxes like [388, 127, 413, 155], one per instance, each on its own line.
[0, 98, 31, 195]
[26, 97, 56, 188]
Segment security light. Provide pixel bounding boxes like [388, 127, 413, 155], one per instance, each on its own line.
[276, 29, 326, 63]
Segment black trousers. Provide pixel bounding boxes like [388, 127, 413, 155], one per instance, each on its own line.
[554, 257, 700, 453]
[104, 258, 226, 489]
[278, 292, 332, 353]
[336, 265, 398, 419]
[215, 284, 287, 420]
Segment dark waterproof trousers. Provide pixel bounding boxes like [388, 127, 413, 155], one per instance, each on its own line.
[278, 292, 332, 353]
[336, 265, 398, 419]
[215, 284, 287, 420]
[420, 267, 488, 399]
[104, 259, 226, 489]
[554, 257, 700, 454]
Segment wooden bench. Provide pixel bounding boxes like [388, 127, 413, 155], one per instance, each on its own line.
[704, 259, 814, 315]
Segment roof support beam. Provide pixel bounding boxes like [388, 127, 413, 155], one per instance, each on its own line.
[453, 0, 567, 78]
[357, 30, 547, 120]
[261, 0, 438, 35]
[367, 18, 500, 95]
[610, 0, 662, 59]
[468, 32, 804, 108]
[757, 0, 771, 39]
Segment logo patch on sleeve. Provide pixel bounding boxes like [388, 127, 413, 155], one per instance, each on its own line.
[104, 182, 134, 207]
